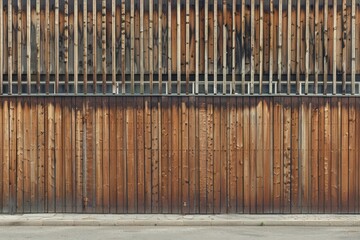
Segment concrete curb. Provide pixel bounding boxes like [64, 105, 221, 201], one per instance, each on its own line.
[0, 214, 360, 227]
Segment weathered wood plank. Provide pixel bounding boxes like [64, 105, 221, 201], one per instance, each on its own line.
[16, 100, 24, 212]
[0, 0, 3, 94]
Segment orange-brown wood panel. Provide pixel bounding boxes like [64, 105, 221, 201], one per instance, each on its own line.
[198, 97, 207, 213]
[160, 97, 170, 213]
[116, 97, 125, 213]
[291, 98, 303, 213]
[236, 97, 244, 213]
[136, 97, 145, 213]
[109, 98, 117, 213]
[311, 98, 319, 213]
[171, 97, 180, 213]
[330, 97, 339, 213]
[213, 97, 221, 214]
[272, 97, 281, 213]
[206, 97, 214, 213]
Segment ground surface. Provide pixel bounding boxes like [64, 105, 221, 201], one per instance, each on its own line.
[0, 226, 359, 240]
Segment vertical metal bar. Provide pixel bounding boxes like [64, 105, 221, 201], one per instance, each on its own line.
[8, 0, 13, 95]
[214, 0, 218, 94]
[102, 0, 106, 94]
[296, 0, 301, 94]
[121, 0, 126, 94]
[223, 0, 227, 95]
[27, 0, 31, 94]
[65, 0, 69, 93]
[324, 0, 328, 94]
[176, 0, 181, 94]
[140, 0, 144, 94]
[315, 0, 319, 94]
[158, 0, 163, 94]
[36, 0, 40, 93]
[0, 0, 2, 94]
[333, 0, 337, 95]
[55, 0, 59, 93]
[205, 0, 209, 94]
[130, 0, 135, 94]
[342, 0, 347, 94]
[84, 0, 88, 94]
[259, 0, 264, 94]
[45, 0, 50, 94]
[250, 0, 255, 94]
[149, 0, 154, 94]
[168, 0, 172, 94]
[112, 0, 116, 94]
[269, 0, 274, 94]
[305, 0, 310, 94]
[17, 0, 22, 94]
[278, 0, 283, 93]
[74, 0, 79, 94]
[92, 0, 97, 94]
[287, 0, 292, 94]
[195, 0, 200, 94]
[351, 0, 356, 94]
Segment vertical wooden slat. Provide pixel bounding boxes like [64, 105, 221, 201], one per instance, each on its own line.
[333, 0, 337, 95]
[236, 97, 244, 212]
[283, 98, 291, 213]
[176, 0, 181, 94]
[9, 100, 16, 213]
[256, 99, 263, 212]
[213, 97, 221, 212]
[65, 0, 70, 93]
[351, 0, 355, 94]
[269, 0, 274, 94]
[95, 97, 103, 212]
[273, 98, 281, 212]
[8, 0, 12, 95]
[144, 98, 151, 212]
[136, 98, 145, 212]
[45, 0, 50, 94]
[206, 97, 214, 213]
[305, 0, 310, 94]
[229, 98, 237, 212]
[0, 0, 3, 94]
[259, 0, 264, 94]
[92, 0, 97, 93]
[199, 98, 207, 213]
[314, 0, 319, 94]
[111, 0, 116, 94]
[195, 0, 199, 94]
[2, 99, 9, 212]
[249, 98, 256, 213]
[161, 97, 169, 212]
[30, 99, 37, 212]
[222, 0, 227, 95]
[55, 98, 63, 212]
[101, 0, 106, 94]
[26, 0, 30, 94]
[323, 0, 329, 94]
[83, 0, 88, 94]
[250, 0, 254, 94]
[158, 0, 163, 94]
[287, 0, 292, 94]
[16, 101, 24, 213]
[171, 98, 180, 212]
[17, 0, 22, 94]
[311, 98, 319, 212]
[330, 98, 338, 212]
[151, 97, 160, 212]
[140, 0, 144, 94]
[46, 100, 55, 212]
[121, 0, 126, 94]
[116, 97, 125, 212]
[341, 99, 349, 212]
[348, 98, 356, 212]
[168, 0, 172, 94]
[149, 0, 154, 94]
[23, 101, 30, 212]
[296, 0, 301, 94]
[102, 98, 110, 213]
[277, 0, 283, 93]
[109, 98, 117, 213]
[342, 0, 347, 94]
[181, 98, 189, 213]
[290, 98, 299, 213]
[214, 0, 218, 94]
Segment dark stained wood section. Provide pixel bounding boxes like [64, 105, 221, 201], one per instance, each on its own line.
[0, 96, 359, 214]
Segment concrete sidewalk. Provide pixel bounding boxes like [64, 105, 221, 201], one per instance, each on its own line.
[0, 214, 359, 227]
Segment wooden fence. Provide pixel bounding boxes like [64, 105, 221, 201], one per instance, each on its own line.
[1, 1, 360, 95]
[1, 96, 360, 214]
